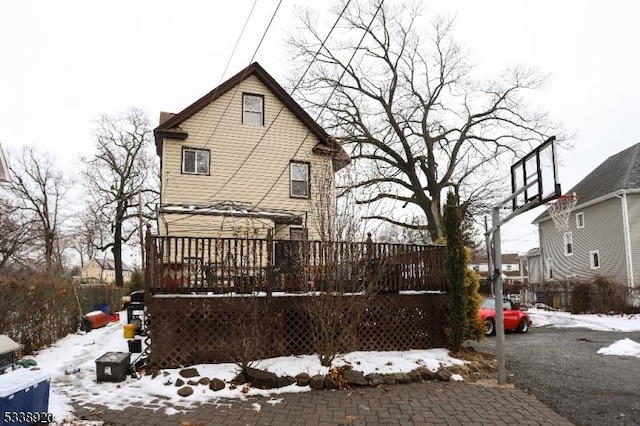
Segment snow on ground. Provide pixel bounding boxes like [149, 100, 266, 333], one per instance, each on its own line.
[8, 308, 640, 424]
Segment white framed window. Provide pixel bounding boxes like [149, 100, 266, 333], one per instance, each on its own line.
[243, 93, 264, 125]
[546, 258, 554, 280]
[506, 265, 512, 271]
[576, 212, 584, 229]
[563, 231, 573, 256]
[182, 148, 210, 175]
[472, 265, 480, 272]
[290, 161, 309, 198]
[590, 250, 600, 269]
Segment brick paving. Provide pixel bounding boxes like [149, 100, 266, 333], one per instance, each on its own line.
[72, 381, 574, 426]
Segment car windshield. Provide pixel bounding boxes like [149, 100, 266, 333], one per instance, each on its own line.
[481, 298, 513, 310]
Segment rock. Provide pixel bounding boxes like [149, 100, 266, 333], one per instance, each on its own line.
[295, 372, 311, 387]
[277, 376, 296, 388]
[209, 378, 225, 391]
[187, 380, 199, 386]
[324, 376, 341, 389]
[310, 374, 325, 390]
[408, 370, 422, 383]
[394, 373, 412, 384]
[179, 368, 200, 378]
[383, 375, 396, 385]
[231, 373, 247, 385]
[245, 367, 279, 389]
[365, 373, 385, 386]
[175, 378, 185, 387]
[177, 386, 193, 397]
[436, 368, 451, 381]
[198, 377, 211, 386]
[343, 369, 369, 386]
[417, 367, 438, 381]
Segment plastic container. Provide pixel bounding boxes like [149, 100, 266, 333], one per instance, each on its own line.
[0, 368, 51, 425]
[128, 339, 142, 353]
[123, 324, 136, 339]
[95, 352, 130, 382]
[80, 310, 109, 332]
[94, 303, 110, 315]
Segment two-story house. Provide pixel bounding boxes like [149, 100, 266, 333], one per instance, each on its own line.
[469, 252, 527, 285]
[153, 62, 349, 241]
[80, 257, 133, 284]
[529, 142, 640, 287]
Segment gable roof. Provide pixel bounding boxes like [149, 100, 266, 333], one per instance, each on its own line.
[0, 143, 9, 183]
[91, 257, 133, 272]
[533, 142, 640, 223]
[154, 62, 350, 169]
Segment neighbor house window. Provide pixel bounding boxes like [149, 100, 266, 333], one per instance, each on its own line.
[590, 250, 600, 269]
[576, 212, 585, 229]
[546, 258, 554, 280]
[563, 231, 573, 256]
[243, 93, 264, 125]
[182, 148, 210, 175]
[472, 265, 480, 272]
[290, 161, 309, 198]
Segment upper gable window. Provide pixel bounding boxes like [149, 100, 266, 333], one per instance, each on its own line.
[576, 212, 584, 229]
[290, 161, 309, 198]
[182, 148, 210, 175]
[564, 231, 574, 256]
[243, 93, 264, 125]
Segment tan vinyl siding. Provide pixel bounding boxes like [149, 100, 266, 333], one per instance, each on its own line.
[160, 75, 335, 239]
[538, 197, 627, 284]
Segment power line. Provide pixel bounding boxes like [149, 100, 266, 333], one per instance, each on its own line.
[206, 0, 352, 201]
[255, 0, 386, 209]
[166, 0, 350, 227]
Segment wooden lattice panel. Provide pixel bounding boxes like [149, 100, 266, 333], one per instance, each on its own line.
[146, 293, 449, 369]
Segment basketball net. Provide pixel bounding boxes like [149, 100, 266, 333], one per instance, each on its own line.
[545, 193, 578, 231]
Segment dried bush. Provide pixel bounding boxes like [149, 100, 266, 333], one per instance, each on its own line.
[0, 272, 127, 354]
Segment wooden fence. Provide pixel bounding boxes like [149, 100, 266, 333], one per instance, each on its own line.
[144, 230, 447, 295]
[142, 229, 450, 368]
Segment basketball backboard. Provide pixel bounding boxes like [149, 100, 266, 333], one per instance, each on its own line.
[510, 136, 561, 212]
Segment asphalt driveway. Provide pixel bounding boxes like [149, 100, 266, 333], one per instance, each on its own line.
[473, 326, 640, 425]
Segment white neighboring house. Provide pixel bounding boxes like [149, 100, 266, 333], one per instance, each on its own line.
[469, 253, 527, 285]
[528, 142, 640, 288]
[80, 257, 133, 284]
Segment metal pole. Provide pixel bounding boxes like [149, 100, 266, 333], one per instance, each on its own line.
[492, 206, 507, 384]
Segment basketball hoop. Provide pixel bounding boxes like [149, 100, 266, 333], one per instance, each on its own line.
[545, 193, 578, 231]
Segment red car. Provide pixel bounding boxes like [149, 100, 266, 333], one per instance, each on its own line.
[479, 297, 532, 335]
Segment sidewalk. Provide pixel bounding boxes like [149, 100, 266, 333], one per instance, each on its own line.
[72, 380, 574, 425]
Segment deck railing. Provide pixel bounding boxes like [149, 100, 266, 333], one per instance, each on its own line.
[144, 229, 447, 295]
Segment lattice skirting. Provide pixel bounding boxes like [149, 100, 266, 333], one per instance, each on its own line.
[146, 293, 449, 369]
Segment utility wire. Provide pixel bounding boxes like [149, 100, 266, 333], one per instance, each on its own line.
[168, 0, 349, 227]
[255, 0, 386, 209]
[207, 0, 352, 201]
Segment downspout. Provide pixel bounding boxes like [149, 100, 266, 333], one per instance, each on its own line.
[616, 191, 634, 287]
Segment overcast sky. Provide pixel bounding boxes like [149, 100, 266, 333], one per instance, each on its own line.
[1, 0, 639, 255]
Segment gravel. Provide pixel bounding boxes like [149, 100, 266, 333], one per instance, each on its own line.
[472, 326, 640, 426]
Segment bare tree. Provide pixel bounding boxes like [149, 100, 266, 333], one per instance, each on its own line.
[3, 146, 69, 272]
[81, 107, 158, 286]
[289, 0, 562, 242]
[0, 198, 35, 270]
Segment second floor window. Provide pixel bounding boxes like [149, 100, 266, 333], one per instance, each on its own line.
[576, 212, 585, 228]
[590, 250, 600, 269]
[243, 93, 264, 125]
[290, 161, 309, 198]
[564, 231, 573, 256]
[182, 148, 210, 175]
